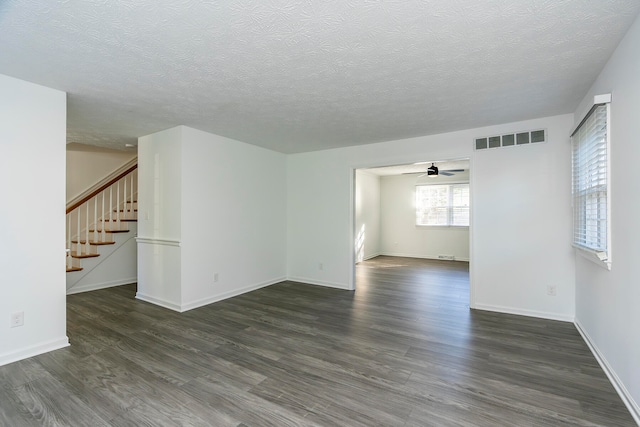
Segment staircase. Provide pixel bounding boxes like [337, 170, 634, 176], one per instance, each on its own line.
[66, 162, 138, 279]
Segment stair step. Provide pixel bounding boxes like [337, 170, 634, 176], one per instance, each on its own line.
[88, 228, 130, 233]
[102, 218, 137, 222]
[71, 239, 116, 245]
[114, 209, 138, 212]
[70, 252, 100, 259]
[66, 266, 83, 272]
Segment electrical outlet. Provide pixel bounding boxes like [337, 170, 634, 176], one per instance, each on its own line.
[11, 312, 24, 328]
[213, 273, 219, 283]
[546, 285, 557, 296]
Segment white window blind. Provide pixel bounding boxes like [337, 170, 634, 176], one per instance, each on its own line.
[416, 184, 469, 226]
[571, 103, 609, 256]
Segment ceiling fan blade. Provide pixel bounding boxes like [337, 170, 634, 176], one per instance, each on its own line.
[417, 172, 428, 178]
[439, 168, 466, 176]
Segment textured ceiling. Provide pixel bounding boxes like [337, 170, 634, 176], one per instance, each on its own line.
[365, 159, 470, 176]
[0, 1, 638, 154]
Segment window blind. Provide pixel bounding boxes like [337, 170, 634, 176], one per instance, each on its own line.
[571, 104, 608, 254]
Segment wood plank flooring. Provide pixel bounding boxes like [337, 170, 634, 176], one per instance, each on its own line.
[1, 256, 635, 426]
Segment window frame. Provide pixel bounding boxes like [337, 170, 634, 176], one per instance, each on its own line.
[570, 94, 611, 270]
[415, 182, 470, 228]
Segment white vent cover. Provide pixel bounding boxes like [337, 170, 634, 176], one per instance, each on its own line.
[474, 129, 546, 150]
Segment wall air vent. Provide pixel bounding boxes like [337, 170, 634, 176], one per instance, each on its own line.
[474, 129, 546, 150]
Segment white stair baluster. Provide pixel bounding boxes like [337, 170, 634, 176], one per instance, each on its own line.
[67, 214, 71, 268]
[116, 180, 120, 226]
[101, 190, 106, 241]
[130, 171, 134, 214]
[124, 176, 128, 219]
[93, 197, 97, 243]
[76, 209, 81, 256]
[85, 202, 89, 253]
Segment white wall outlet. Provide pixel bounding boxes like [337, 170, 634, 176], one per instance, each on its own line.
[11, 312, 24, 328]
[318, 262, 324, 271]
[546, 285, 557, 296]
[213, 272, 219, 283]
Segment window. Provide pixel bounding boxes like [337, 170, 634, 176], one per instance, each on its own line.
[416, 184, 469, 226]
[571, 95, 610, 265]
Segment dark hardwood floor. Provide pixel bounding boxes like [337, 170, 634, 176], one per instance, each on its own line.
[1, 256, 635, 426]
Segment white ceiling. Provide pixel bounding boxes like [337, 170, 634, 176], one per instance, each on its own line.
[1, 1, 638, 154]
[364, 159, 470, 176]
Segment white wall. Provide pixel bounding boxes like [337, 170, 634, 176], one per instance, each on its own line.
[287, 113, 575, 322]
[355, 170, 381, 262]
[137, 126, 287, 312]
[137, 126, 183, 310]
[572, 13, 640, 422]
[472, 115, 575, 321]
[380, 173, 470, 261]
[0, 74, 68, 366]
[66, 143, 136, 202]
[179, 126, 287, 310]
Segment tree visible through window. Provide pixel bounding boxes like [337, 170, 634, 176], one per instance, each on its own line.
[416, 184, 469, 226]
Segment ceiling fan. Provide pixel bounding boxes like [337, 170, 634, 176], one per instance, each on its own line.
[417, 163, 465, 178]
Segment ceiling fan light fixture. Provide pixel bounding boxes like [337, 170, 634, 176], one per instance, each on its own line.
[427, 163, 438, 177]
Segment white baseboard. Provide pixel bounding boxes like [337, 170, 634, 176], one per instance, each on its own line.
[286, 276, 351, 290]
[473, 303, 574, 322]
[575, 319, 640, 425]
[0, 337, 69, 367]
[135, 292, 182, 312]
[381, 251, 470, 262]
[179, 276, 286, 312]
[67, 277, 137, 295]
[358, 252, 381, 262]
[137, 277, 288, 313]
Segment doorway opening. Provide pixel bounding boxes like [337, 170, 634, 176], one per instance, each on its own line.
[352, 158, 472, 306]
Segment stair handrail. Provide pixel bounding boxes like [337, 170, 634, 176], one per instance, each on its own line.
[66, 157, 138, 214]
